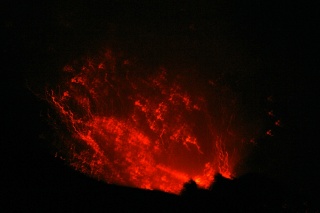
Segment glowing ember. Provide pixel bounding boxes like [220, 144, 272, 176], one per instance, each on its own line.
[47, 49, 253, 194]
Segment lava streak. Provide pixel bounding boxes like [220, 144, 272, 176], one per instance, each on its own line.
[47, 49, 246, 194]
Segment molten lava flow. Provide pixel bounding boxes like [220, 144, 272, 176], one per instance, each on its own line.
[47, 49, 250, 194]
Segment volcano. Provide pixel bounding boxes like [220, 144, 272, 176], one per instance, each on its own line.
[3, 0, 319, 211]
[46, 49, 260, 193]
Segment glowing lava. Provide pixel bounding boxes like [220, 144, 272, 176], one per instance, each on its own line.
[47, 49, 250, 194]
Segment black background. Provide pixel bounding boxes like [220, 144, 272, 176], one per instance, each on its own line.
[2, 0, 319, 211]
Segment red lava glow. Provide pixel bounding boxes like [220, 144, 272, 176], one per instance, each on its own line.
[47, 49, 253, 194]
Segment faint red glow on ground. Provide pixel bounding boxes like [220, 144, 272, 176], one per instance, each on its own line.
[47, 49, 256, 194]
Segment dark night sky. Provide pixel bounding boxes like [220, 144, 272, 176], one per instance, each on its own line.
[2, 0, 320, 211]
